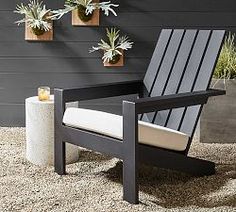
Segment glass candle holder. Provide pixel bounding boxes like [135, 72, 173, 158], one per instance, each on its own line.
[38, 86, 50, 101]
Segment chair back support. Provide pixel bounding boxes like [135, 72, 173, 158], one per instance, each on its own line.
[142, 29, 225, 137]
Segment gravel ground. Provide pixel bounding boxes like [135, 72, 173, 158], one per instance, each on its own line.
[0, 127, 235, 212]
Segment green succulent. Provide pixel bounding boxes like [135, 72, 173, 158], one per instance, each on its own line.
[89, 28, 133, 63]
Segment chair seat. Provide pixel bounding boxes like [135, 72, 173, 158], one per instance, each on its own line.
[63, 108, 189, 151]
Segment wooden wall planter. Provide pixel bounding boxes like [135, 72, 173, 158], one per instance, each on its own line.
[103, 51, 124, 67]
[72, 0, 100, 26]
[25, 22, 53, 41]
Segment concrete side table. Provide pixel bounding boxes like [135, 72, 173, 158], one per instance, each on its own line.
[25, 95, 79, 166]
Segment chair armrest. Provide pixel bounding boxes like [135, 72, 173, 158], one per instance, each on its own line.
[122, 89, 225, 150]
[123, 89, 225, 114]
[54, 80, 143, 103]
[54, 80, 143, 127]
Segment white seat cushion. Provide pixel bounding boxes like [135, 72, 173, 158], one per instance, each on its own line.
[63, 108, 189, 151]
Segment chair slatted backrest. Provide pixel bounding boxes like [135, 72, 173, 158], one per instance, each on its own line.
[142, 29, 225, 137]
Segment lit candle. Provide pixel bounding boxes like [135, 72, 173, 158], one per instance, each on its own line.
[38, 86, 50, 101]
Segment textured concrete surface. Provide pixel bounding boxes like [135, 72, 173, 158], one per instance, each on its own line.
[25, 97, 79, 166]
[201, 79, 236, 143]
[0, 127, 235, 212]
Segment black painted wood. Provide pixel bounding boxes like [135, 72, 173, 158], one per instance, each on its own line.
[180, 30, 226, 136]
[135, 89, 225, 114]
[1, 0, 236, 12]
[141, 29, 172, 122]
[139, 144, 215, 176]
[2, 26, 236, 43]
[123, 101, 139, 204]
[0, 42, 152, 58]
[0, 26, 161, 42]
[54, 89, 66, 175]
[0, 58, 148, 73]
[0, 0, 234, 126]
[62, 80, 142, 102]
[141, 29, 225, 140]
[166, 30, 211, 131]
[54, 81, 225, 203]
[62, 125, 123, 159]
[143, 29, 173, 93]
[53, 27, 225, 203]
[148, 29, 185, 123]
[2, 11, 236, 27]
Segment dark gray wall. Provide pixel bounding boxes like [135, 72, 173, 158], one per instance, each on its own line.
[0, 0, 236, 126]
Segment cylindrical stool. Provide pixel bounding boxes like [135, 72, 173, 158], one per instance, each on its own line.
[25, 95, 79, 166]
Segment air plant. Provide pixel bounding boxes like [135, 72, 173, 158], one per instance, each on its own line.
[52, 0, 119, 22]
[89, 28, 133, 64]
[14, 0, 60, 36]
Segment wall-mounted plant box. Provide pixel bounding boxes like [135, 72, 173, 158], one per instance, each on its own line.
[72, 0, 100, 26]
[103, 52, 124, 67]
[25, 21, 53, 41]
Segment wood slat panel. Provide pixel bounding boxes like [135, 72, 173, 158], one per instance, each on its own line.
[0, 42, 154, 58]
[145, 29, 185, 123]
[166, 30, 211, 132]
[143, 29, 172, 92]
[0, 86, 137, 105]
[1, 0, 236, 12]
[0, 0, 63, 10]
[3, 11, 236, 27]
[180, 30, 225, 135]
[0, 58, 149, 73]
[0, 73, 143, 90]
[141, 29, 224, 139]
[153, 30, 197, 126]
[116, 0, 236, 12]
[0, 26, 164, 42]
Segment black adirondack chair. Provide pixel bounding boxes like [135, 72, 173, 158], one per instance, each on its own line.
[54, 29, 226, 204]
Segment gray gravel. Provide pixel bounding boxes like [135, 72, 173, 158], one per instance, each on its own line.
[0, 127, 235, 212]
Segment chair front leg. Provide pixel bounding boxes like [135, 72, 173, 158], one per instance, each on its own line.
[54, 138, 66, 175]
[54, 89, 66, 175]
[123, 101, 139, 204]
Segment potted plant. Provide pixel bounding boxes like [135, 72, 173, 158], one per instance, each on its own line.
[53, 0, 119, 26]
[14, 0, 60, 40]
[200, 33, 236, 143]
[89, 28, 133, 66]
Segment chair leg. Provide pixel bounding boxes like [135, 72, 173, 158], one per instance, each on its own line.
[54, 140, 66, 175]
[179, 156, 216, 176]
[139, 144, 215, 176]
[123, 157, 138, 204]
[123, 101, 139, 204]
